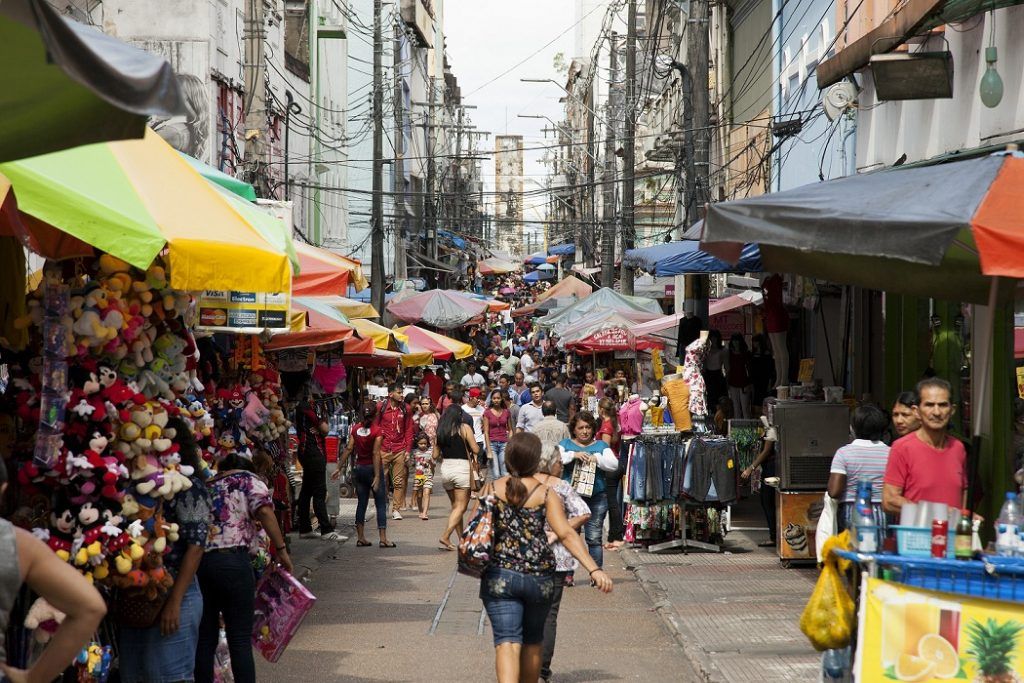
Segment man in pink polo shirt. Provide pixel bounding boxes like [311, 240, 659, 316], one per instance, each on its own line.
[883, 378, 967, 514]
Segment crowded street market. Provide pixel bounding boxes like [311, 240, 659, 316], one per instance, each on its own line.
[4, 1, 1024, 682]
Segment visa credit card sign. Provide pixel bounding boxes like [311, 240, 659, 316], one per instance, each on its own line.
[197, 290, 290, 332]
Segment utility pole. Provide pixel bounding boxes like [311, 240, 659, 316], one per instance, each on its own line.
[425, 77, 438, 260]
[585, 82, 596, 267]
[393, 22, 407, 281]
[687, 0, 711, 320]
[242, 0, 268, 196]
[601, 32, 619, 288]
[370, 0, 385, 317]
[454, 106, 464, 236]
[619, 0, 637, 296]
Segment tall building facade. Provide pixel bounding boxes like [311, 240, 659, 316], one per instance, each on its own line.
[494, 135, 524, 258]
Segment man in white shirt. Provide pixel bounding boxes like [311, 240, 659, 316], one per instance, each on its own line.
[462, 387, 487, 455]
[515, 384, 545, 433]
[459, 362, 486, 392]
[532, 401, 569, 462]
[497, 347, 520, 376]
[521, 351, 538, 383]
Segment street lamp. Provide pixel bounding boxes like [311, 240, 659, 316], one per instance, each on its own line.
[519, 77, 610, 127]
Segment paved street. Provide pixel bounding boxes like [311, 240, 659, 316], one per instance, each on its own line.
[259, 493, 700, 682]
[259, 493, 819, 682]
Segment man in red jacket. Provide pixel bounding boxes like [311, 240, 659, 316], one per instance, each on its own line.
[378, 383, 414, 521]
[420, 367, 444, 405]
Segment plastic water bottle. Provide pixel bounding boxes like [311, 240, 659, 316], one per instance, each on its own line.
[822, 647, 850, 681]
[994, 492, 1021, 557]
[852, 479, 879, 553]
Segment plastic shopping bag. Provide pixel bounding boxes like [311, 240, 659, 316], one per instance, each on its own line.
[800, 532, 855, 652]
[814, 492, 839, 563]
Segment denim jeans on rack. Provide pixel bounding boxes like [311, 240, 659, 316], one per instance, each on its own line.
[628, 442, 647, 502]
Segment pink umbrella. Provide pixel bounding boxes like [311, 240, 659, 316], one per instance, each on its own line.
[386, 289, 488, 329]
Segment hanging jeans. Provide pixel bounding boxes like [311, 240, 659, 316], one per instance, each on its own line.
[605, 440, 630, 543]
[297, 448, 334, 535]
[582, 491, 609, 567]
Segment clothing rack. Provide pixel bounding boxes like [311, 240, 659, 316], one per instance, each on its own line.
[625, 431, 737, 555]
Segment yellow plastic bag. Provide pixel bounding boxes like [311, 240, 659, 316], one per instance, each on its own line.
[799, 531, 855, 651]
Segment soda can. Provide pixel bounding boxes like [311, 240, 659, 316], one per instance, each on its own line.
[932, 519, 949, 558]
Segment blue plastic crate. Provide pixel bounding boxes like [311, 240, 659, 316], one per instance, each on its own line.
[836, 551, 1024, 602]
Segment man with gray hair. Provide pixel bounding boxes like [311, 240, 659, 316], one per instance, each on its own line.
[532, 400, 569, 464]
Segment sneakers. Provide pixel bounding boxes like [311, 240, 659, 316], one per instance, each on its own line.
[299, 531, 320, 539]
[321, 531, 348, 542]
[392, 510, 403, 520]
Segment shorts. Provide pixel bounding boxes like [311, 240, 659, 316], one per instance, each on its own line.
[480, 567, 555, 646]
[440, 459, 471, 490]
[413, 471, 434, 490]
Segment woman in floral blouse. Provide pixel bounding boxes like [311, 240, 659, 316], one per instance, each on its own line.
[194, 453, 292, 683]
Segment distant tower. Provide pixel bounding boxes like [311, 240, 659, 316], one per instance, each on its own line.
[494, 135, 524, 257]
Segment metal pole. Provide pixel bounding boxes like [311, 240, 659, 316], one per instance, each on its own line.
[283, 91, 301, 200]
[370, 0, 385, 317]
[601, 32, 619, 288]
[242, 0, 267, 196]
[619, 0, 637, 295]
[688, 0, 711, 322]
[393, 22, 407, 280]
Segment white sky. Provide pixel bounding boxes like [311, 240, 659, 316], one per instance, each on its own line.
[442, 0, 576, 234]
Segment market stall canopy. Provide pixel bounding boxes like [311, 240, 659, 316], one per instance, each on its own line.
[456, 291, 511, 312]
[536, 276, 593, 302]
[700, 153, 1024, 304]
[394, 325, 474, 361]
[181, 153, 257, 201]
[548, 243, 576, 256]
[537, 287, 664, 333]
[558, 311, 666, 352]
[265, 301, 356, 351]
[623, 240, 762, 276]
[0, 129, 293, 293]
[293, 242, 367, 296]
[348, 318, 410, 352]
[536, 263, 556, 272]
[709, 290, 764, 316]
[524, 251, 558, 265]
[295, 294, 377, 322]
[0, 0, 185, 162]
[387, 289, 489, 329]
[524, 270, 555, 283]
[512, 297, 566, 318]
[477, 257, 521, 275]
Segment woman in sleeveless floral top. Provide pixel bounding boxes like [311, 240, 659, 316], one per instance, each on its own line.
[478, 433, 612, 683]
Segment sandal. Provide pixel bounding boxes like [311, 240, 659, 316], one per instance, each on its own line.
[438, 540, 455, 551]
[356, 540, 372, 547]
[419, 514, 429, 520]
[379, 541, 397, 548]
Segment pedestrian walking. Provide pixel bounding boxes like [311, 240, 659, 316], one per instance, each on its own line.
[378, 383, 414, 520]
[411, 434, 436, 520]
[436, 404, 481, 551]
[478, 432, 612, 683]
[196, 453, 293, 683]
[416, 396, 440, 448]
[595, 398, 626, 551]
[531, 401, 570, 464]
[516, 384, 545, 433]
[294, 391, 343, 540]
[463, 387, 488, 474]
[544, 375, 574, 423]
[335, 405, 393, 547]
[557, 413, 619, 568]
[828, 405, 891, 531]
[485, 389, 514, 479]
[533, 442, 591, 682]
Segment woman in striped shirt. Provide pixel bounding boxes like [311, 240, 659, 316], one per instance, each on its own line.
[828, 405, 892, 531]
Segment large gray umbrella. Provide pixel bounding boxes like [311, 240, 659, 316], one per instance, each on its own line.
[0, 0, 185, 162]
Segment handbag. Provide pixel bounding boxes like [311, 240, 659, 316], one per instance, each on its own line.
[457, 487, 496, 578]
[112, 587, 169, 629]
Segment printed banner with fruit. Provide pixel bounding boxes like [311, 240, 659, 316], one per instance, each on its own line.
[856, 577, 1024, 682]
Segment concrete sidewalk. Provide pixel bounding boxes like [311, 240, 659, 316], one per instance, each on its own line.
[622, 528, 821, 682]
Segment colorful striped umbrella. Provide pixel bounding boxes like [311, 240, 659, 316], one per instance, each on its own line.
[386, 289, 489, 329]
[393, 325, 474, 361]
[0, 129, 293, 293]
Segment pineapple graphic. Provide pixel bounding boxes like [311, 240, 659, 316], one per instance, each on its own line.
[966, 618, 1024, 683]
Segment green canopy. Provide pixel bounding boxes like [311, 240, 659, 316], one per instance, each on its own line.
[0, 0, 184, 162]
[180, 153, 258, 202]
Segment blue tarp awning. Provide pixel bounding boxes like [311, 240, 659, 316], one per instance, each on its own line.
[524, 251, 550, 265]
[438, 230, 466, 250]
[623, 240, 762, 276]
[524, 270, 555, 282]
[548, 243, 576, 256]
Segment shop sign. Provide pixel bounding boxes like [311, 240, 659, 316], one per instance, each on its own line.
[798, 358, 815, 383]
[856, 577, 1024, 682]
[588, 328, 632, 350]
[197, 290, 290, 332]
[712, 310, 745, 337]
